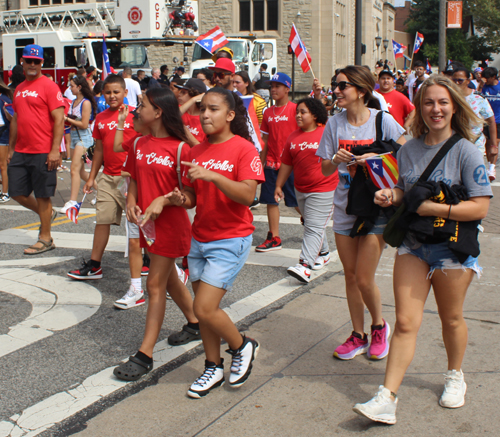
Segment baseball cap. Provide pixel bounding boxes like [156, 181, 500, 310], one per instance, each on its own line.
[22, 44, 44, 60]
[208, 58, 236, 74]
[211, 47, 234, 63]
[174, 78, 206, 95]
[269, 72, 292, 88]
[444, 63, 457, 75]
[474, 67, 483, 73]
[378, 69, 394, 78]
[177, 66, 185, 73]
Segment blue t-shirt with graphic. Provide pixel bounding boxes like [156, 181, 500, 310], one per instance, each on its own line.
[482, 83, 500, 123]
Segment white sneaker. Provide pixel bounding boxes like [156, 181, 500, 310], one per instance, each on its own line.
[227, 336, 260, 387]
[488, 167, 496, 182]
[176, 264, 189, 285]
[187, 359, 225, 398]
[114, 285, 145, 310]
[312, 252, 331, 270]
[353, 386, 397, 424]
[60, 200, 78, 214]
[439, 369, 467, 408]
[287, 262, 311, 283]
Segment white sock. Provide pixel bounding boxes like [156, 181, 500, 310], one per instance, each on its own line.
[489, 163, 495, 171]
[131, 277, 142, 292]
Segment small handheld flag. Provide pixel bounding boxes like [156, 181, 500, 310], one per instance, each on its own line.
[195, 26, 228, 54]
[66, 194, 86, 224]
[365, 153, 399, 189]
[426, 59, 432, 74]
[392, 40, 407, 59]
[413, 32, 424, 54]
[102, 36, 111, 80]
[289, 24, 313, 74]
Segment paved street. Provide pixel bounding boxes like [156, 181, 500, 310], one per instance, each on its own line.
[0, 170, 499, 436]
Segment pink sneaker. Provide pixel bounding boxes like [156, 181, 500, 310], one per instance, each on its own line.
[368, 320, 391, 360]
[333, 332, 369, 360]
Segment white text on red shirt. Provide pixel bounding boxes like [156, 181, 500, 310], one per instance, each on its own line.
[196, 158, 235, 172]
[290, 141, 319, 151]
[268, 115, 289, 123]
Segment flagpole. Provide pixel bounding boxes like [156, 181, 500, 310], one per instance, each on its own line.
[292, 22, 316, 80]
[409, 32, 418, 69]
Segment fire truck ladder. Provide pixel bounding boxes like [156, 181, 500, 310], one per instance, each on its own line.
[0, 2, 117, 36]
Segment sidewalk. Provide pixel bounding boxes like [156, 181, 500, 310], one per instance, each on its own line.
[70, 230, 500, 436]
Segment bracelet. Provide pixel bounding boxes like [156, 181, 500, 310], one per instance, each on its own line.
[116, 128, 124, 131]
[390, 189, 395, 201]
[447, 204, 452, 219]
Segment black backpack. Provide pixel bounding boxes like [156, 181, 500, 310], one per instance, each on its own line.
[255, 71, 271, 90]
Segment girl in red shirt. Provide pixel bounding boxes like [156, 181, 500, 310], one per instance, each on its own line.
[113, 88, 199, 381]
[167, 89, 265, 398]
[275, 98, 338, 283]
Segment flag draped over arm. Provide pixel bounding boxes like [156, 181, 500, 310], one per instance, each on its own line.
[195, 26, 228, 54]
[289, 24, 312, 73]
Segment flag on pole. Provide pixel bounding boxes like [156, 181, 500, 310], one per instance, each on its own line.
[289, 24, 312, 73]
[66, 201, 84, 224]
[413, 32, 424, 54]
[195, 26, 228, 54]
[102, 36, 111, 80]
[365, 153, 399, 189]
[392, 40, 407, 59]
[426, 59, 432, 74]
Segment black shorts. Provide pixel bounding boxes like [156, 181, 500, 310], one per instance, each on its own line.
[8, 152, 57, 198]
[259, 167, 298, 207]
[483, 123, 500, 140]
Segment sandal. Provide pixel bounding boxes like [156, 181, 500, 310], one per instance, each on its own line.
[113, 355, 153, 381]
[24, 238, 56, 255]
[168, 325, 201, 346]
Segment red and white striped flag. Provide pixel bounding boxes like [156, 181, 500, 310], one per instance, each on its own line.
[195, 26, 228, 54]
[66, 194, 86, 224]
[289, 24, 312, 73]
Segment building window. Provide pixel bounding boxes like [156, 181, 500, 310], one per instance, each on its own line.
[336, 1, 348, 65]
[238, 0, 279, 32]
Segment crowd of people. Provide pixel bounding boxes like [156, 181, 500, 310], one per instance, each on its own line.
[1, 43, 493, 421]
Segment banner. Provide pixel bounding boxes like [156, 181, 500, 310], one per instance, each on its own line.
[447, 1, 462, 29]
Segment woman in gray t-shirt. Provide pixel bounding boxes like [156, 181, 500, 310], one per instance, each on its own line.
[354, 75, 492, 424]
[316, 66, 405, 362]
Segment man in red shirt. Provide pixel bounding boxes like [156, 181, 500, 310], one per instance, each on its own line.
[8, 44, 64, 254]
[378, 69, 415, 133]
[209, 58, 235, 90]
[257, 72, 299, 252]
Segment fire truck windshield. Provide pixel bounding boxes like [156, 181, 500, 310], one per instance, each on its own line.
[92, 42, 148, 70]
[192, 40, 247, 63]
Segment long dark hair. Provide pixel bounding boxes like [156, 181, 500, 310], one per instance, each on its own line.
[10, 65, 25, 89]
[204, 88, 251, 142]
[235, 70, 256, 95]
[146, 87, 189, 143]
[0, 77, 13, 100]
[71, 75, 97, 115]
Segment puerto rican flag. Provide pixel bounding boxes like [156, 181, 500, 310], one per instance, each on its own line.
[365, 153, 399, 190]
[66, 196, 85, 224]
[413, 32, 424, 54]
[392, 40, 407, 59]
[289, 24, 312, 73]
[102, 36, 111, 80]
[195, 26, 228, 54]
[238, 93, 264, 153]
[426, 59, 432, 74]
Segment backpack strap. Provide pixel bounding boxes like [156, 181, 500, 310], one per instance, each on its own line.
[375, 110, 384, 142]
[176, 141, 185, 189]
[418, 134, 462, 183]
[133, 136, 141, 153]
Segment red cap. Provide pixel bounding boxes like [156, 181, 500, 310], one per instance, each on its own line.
[208, 58, 235, 74]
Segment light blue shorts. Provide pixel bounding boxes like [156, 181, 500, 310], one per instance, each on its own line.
[335, 215, 389, 236]
[398, 241, 482, 278]
[188, 235, 252, 290]
[70, 129, 93, 149]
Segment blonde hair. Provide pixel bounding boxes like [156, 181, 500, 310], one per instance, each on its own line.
[338, 65, 380, 109]
[411, 74, 482, 142]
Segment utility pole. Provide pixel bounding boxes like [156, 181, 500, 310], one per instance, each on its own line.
[355, 0, 362, 65]
[439, 0, 447, 72]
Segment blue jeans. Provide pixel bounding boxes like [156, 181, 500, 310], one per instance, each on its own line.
[70, 129, 93, 149]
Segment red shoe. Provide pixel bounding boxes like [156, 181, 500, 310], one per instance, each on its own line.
[255, 232, 282, 252]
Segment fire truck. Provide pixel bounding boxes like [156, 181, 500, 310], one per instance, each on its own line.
[0, 0, 199, 90]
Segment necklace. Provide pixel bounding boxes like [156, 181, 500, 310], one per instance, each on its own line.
[346, 123, 357, 139]
[273, 102, 289, 117]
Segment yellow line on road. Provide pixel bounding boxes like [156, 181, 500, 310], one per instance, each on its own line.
[15, 214, 96, 231]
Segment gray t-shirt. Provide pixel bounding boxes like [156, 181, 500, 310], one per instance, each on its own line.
[316, 108, 405, 230]
[396, 135, 494, 200]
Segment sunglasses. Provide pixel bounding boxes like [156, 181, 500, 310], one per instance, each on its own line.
[24, 58, 42, 65]
[213, 71, 232, 79]
[452, 78, 466, 84]
[333, 81, 357, 91]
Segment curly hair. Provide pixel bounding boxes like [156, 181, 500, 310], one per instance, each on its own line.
[338, 65, 380, 109]
[296, 97, 328, 125]
[204, 88, 251, 142]
[146, 87, 190, 143]
[411, 74, 481, 143]
[71, 75, 97, 115]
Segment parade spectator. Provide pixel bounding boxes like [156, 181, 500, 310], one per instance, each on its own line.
[136, 70, 147, 91]
[252, 63, 271, 103]
[395, 78, 409, 98]
[211, 47, 234, 62]
[122, 67, 142, 107]
[354, 74, 491, 424]
[176, 78, 207, 144]
[171, 66, 185, 81]
[196, 68, 213, 89]
[472, 67, 483, 92]
[60, 76, 96, 214]
[63, 73, 76, 101]
[406, 60, 429, 103]
[9, 65, 25, 91]
[0, 78, 13, 203]
[159, 65, 170, 86]
[7, 45, 64, 254]
[257, 72, 300, 252]
[166, 88, 264, 398]
[86, 66, 98, 87]
[148, 68, 161, 89]
[209, 58, 235, 90]
[480, 67, 500, 181]
[233, 70, 267, 125]
[378, 69, 415, 133]
[276, 98, 338, 283]
[67, 74, 136, 279]
[316, 65, 405, 361]
[169, 77, 185, 99]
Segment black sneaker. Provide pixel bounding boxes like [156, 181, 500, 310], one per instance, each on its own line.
[141, 254, 150, 276]
[227, 336, 260, 387]
[67, 259, 103, 280]
[187, 359, 225, 398]
[250, 197, 260, 209]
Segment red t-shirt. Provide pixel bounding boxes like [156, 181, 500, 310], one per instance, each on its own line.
[379, 90, 414, 128]
[128, 135, 191, 258]
[13, 76, 65, 154]
[93, 108, 136, 176]
[281, 127, 339, 193]
[260, 102, 298, 169]
[182, 112, 206, 143]
[183, 135, 265, 243]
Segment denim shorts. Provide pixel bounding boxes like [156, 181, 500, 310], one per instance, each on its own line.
[398, 241, 482, 278]
[126, 218, 140, 239]
[259, 167, 298, 207]
[188, 235, 252, 290]
[334, 215, 389, 236]
[70, 129, 93, 149]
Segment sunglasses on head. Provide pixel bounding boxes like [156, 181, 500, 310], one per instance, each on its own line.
[213, 71, 231, 79]
[24, 58, 42, 65]
[333, 81, 357, 91]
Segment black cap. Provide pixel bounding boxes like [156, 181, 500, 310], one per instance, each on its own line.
[174, 78, 206, 94]
[378, 69, 394, 78]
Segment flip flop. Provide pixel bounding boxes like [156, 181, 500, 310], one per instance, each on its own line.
[113, 355, 153, 381]
[167, 325, 201, 346]
[24, 238, 56, 255]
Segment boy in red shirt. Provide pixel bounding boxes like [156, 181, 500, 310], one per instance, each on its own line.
[68, 75, 136, 279]
[257, 73, 299, 252]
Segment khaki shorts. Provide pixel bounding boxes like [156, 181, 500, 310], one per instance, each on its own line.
[96, 173, 126, 225]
